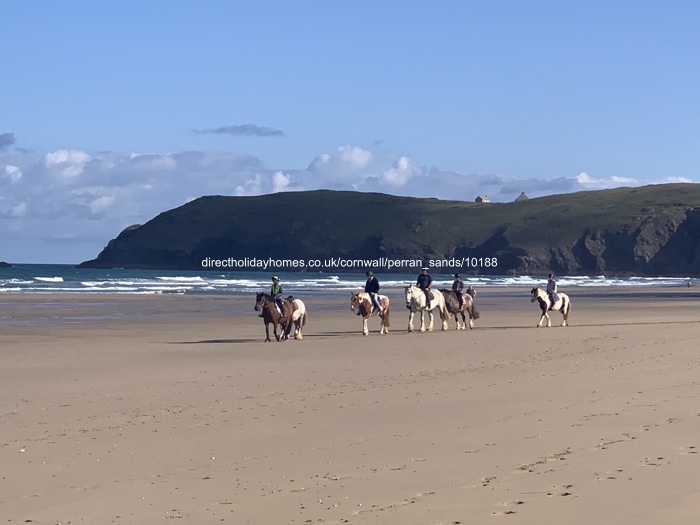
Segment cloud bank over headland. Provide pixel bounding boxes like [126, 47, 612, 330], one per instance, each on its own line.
[0, 142, 692, 263]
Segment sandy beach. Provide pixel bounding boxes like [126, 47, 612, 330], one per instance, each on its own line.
[2, 288, 700, 524]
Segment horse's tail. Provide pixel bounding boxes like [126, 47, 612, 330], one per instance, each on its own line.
[302, 312, 307, 326]
[383, 306, 390, 327]
[466, 295, 478, 320]
[562, 295, 570, 319]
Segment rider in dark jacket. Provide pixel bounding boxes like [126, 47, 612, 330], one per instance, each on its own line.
[364, 271, 383, 314]
[452, 273, 465, 310]
[417, 267, 433, 307]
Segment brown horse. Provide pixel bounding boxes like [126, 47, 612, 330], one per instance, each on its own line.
[439, 289, 478, 330]
[254, 292, 295, 342]
[350, 292, 390, 336]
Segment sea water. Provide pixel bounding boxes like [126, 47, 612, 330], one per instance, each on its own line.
[0, 264, 695, 295]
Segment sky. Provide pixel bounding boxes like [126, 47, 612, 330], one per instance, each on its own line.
[2, 1, 699, 264]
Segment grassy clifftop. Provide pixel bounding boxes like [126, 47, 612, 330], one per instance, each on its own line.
[78, 183, 700, 275]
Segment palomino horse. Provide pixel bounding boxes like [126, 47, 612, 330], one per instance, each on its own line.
[284, 296, 308, 340]
[350, 292, 390, 336]
[439, 289, 477, 330]
[404, 285, 448, 332]
[254, 292, 296, 342]
[530, 287, 571, 327]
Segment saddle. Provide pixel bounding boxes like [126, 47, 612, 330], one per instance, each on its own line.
[548, 294, 561, 311]
[370, 293, 383, 315]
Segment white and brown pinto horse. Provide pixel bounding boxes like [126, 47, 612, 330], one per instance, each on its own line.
[404, 285, 448, 332]
[284, 296, 308, 340]
[254, 293, 307, 341]
[530, 287, 571, 327]
[350, 292, 390, 336]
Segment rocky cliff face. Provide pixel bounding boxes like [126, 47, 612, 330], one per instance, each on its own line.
[78, 185, 700, 276]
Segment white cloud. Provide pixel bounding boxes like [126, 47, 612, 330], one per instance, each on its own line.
[272, 171, 291, 193]
[381, 156, 423, 188]
[45, 149, 92, 181]
[126, 153, 177, 172]
[0, 146, 697, 263]
[10, 201, 27, 217]
[88, 195, 116, 214]
[307, 145, 373, 183]
[3, 164, 23, 183]
[577, 171, 638, 190]
[234, 173, 263, 196]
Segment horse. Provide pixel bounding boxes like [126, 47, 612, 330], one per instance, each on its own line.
[350, 292, 390, 336]
[254, 292, 295, 342]
[284, 296, 308, 340]
[439, 289, 476, 330]
[530, 287, 571, 327]
[404, 284, 448, 332]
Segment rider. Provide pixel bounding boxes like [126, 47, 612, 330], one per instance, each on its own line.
[452, 273, 465, 310]
[364, 271, 383, 315]
[546, 273, 560, 308]
[270, 276, 286, 320]
[417, 267, 433, 308]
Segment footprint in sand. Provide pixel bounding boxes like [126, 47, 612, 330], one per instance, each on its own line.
[547, 484, 574, 497]
[678, 445, 698, 455]
[640, 456, 666, 467]
[491, 500, 524, 516]
[596, 468, 624, 481]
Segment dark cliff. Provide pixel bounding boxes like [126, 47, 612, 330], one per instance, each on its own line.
[78, 184, 700, 275]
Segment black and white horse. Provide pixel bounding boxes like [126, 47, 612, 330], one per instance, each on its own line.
[530, 287, 571, 327]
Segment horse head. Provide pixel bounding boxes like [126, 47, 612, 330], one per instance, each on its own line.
[254, 292, 266, 311]
[350, 292, 360, 311]
[404, 285, 414, 309]
[530, 287, 540, 303]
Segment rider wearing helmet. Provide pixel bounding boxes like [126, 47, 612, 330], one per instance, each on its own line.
[417, 267, 433, 307]
[546, 273, 560, 307]
[271, 276, 286, 320]
[452, 273, 465, 310]
[364, 271, 383, 315]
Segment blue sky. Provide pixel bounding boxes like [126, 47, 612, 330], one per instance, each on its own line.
[2, 1, 699, 263]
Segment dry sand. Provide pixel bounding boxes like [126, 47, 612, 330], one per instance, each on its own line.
[1, 288, 700, 524]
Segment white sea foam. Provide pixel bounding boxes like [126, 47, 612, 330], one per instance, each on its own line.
[0, 266, 694, 295]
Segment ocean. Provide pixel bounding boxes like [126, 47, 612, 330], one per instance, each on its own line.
[0, 264, 695, 295]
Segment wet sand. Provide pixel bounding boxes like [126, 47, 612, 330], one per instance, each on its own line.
[1, 289, 700, 524]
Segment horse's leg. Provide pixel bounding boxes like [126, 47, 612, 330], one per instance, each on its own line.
[407, 310, 414, 333]
[425, 310, 433, 332]
[441, 306, 448, 331]
[265, 321, 271, 342]
[362, 316, 369, 336]
[283, 318, 293, 340]
[273, 321, 282, 341]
